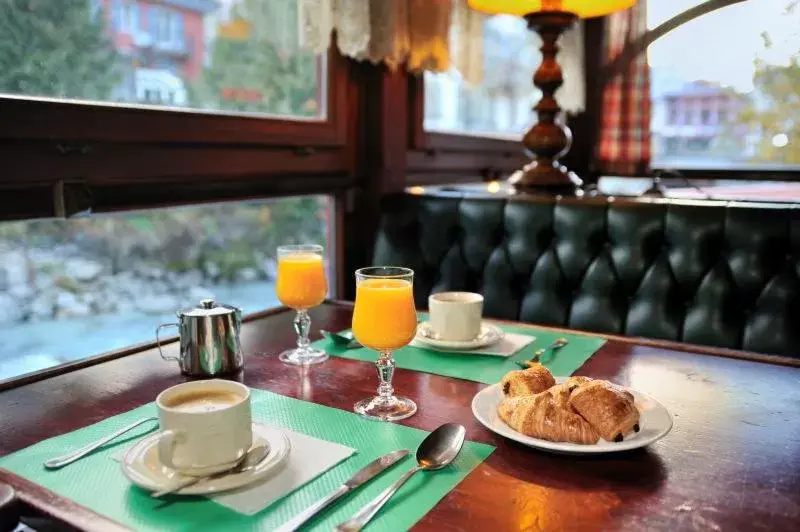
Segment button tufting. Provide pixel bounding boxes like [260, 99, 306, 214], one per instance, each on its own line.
[373, 193, 800, 357]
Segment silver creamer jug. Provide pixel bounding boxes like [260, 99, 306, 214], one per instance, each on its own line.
[156, 298, 243, 376]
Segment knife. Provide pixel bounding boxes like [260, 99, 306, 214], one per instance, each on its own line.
[274, 449, 410, 532]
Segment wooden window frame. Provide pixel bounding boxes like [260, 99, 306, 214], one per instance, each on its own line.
[404, 18, 606, 188]
[406, 74, 530, 186]
[0, 46, 358, 222]
[0, 48, 348, 147]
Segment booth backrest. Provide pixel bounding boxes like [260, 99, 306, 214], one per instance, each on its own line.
[373, 193, 800, 357]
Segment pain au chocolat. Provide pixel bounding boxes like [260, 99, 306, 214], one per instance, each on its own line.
[568, 380, 640, 442]
[500, 363, 556, 398]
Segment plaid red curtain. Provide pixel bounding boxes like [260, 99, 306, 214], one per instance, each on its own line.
[596, 1, 651, 176]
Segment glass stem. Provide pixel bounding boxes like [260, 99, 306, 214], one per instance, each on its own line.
[376, 350, 396, 400]
[294, 310, 311, 350]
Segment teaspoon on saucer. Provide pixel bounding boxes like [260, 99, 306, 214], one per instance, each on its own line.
[151, 444, 270, 498]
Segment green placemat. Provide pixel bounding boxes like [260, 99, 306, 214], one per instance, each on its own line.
[0, 389, 494, 531]
[317, 319, 606, 384]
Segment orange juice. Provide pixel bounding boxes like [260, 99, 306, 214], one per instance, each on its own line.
[276, 253, 327, 310]
[352, 279, 417, 351]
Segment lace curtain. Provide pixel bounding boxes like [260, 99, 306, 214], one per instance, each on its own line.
[297, 0, 586, 113]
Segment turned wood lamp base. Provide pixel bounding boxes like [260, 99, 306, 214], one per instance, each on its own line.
[511, 11, 583, 194]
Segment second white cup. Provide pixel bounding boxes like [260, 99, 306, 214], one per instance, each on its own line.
[428, 292, 484, 341]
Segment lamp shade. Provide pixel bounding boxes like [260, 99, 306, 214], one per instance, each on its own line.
[467, 0, 635, 18]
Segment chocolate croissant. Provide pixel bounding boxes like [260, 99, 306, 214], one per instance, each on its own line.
[500, 363, 555, 398]
[498, 393, 599, 445]
[568, 380, 640, 442]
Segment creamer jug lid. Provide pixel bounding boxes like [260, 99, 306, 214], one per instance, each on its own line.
[178, 298, 240, 318]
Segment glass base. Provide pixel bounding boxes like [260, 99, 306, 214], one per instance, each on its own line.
[354, 395, 417, 421]
[279, 347, 329, 366]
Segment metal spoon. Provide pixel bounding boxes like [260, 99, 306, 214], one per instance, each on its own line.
[336, 423, 466, 532]
[532, 337, 568, 362]
[151, 444, 270, 498]
[321, 330, 362, 349]
[44, 417, 158, 470]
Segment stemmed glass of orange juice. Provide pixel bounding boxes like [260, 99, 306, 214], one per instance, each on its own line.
[275, 244, 329, 365]
[351, 266, 418, 421]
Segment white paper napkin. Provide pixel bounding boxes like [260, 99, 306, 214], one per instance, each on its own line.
[410, 332, 536, 357]
[113, 423, 355, 516]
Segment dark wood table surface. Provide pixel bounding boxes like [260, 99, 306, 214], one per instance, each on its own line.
[1, 302, 799, 531]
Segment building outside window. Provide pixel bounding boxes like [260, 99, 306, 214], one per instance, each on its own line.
[0, 0, 323, 118]
[649, 0, 798, 169]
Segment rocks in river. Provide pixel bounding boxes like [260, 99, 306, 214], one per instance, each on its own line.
[27, 291, 56, 320]
[0, 293, 22, 322]
[260, 258, 277, 280]
[203, 262, 221, 280]
[55, 291, 91, 318]
[65, 258, 104, 282]
[188, 285, 215, 302]
[0, 248, 28, 287]
[237, 268, 259, 282]
[172, 271, 203, 290]
[134, 264, 166, 281]
[135, 294, 180, 314]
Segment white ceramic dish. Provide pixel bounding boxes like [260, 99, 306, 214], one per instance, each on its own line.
[472, 378, 673, 454]
[415, 322, 504, 351]
[121, 423, 290, 495]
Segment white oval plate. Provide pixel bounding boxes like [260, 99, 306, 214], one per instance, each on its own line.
[472, 378, 673, 454]
[121, 423, 290, 495]
[415, 322, 504, 351]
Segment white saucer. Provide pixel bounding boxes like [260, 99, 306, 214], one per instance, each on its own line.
[472, 378, 673, 455]
[415, 322, 504, 351]
[121, 423, 291, 495]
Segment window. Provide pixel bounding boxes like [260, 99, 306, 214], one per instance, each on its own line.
[423, 15, 538, 138]
[0, 196, 332, 382]
[667, 98, 679, 125]
[0, 0, 324, 119]
[117, 1, 139, 34]
[648, 0, 799, 168]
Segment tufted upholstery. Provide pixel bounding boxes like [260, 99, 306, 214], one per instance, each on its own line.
[372, 192, 800, 357]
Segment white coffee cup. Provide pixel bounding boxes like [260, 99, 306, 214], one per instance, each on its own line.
[155, 379, 252, 476]
[428, 292, 484, 341]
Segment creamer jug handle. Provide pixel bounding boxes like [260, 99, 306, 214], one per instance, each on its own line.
[156, 323, 180, 362]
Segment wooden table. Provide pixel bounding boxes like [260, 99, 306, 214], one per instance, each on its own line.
[1, 302, 799, 531]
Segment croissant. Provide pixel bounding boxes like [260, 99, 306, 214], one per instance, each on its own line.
[545, 382, 573, 409]
[500, 363, 555, 398]
[498, 393, 599, 444]
[568, 380, 640, 442]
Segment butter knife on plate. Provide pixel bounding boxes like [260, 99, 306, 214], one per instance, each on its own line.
[275, 449, 410, 532]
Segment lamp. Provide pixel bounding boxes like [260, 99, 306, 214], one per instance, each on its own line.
[469, 0, 635, 193]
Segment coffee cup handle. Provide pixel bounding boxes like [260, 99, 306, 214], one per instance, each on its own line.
[157, 429, 187, 470]
[156, 323, 180, 362]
